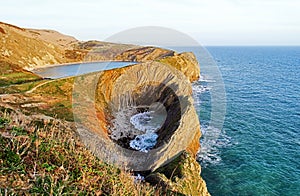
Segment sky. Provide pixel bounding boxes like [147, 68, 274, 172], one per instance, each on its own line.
[1, 0, 299, 46]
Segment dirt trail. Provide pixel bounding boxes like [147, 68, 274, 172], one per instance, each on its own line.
[25, 80, 52, 94]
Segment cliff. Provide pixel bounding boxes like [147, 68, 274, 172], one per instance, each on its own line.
[0, 22, 208, 195]
[72, 62, 200, 171]
[115, 46, 200, 82]
[146, 152, 210, 195]
[4, 61, 206, 195]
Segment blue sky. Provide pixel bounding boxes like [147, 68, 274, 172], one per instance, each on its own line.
[1, 0, 299, 45]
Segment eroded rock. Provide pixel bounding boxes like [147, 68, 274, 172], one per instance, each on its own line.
[115, 46, 174, 62]
[73, 61, 201, 171]
[145, 151, 210, 196]
[159, 52, 200, 82]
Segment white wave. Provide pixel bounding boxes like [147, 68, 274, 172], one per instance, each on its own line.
[192, 84, 211, 94]
[130, 111, 161, 132]
[192, 82, 211, 105]
[197, 125, 232, 167]
[192, 75, 212, 96]
[200, 75, 216, 83]
[130, 132, 158, 153]
[129, 111, 164, 153]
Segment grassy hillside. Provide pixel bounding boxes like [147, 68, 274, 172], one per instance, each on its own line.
[0, 61, 41, 87]
[0, 109, 157, 195]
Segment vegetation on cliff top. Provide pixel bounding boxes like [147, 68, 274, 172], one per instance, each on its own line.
[0, 61, 41, 87]
[0, 109, 158, 195]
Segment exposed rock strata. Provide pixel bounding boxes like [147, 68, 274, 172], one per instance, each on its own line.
[159, 52, 200, 82]
[146, 151, 210, 195]
[115, 47, 200, 82]
[72, 62, 200, 171]
[114, 46, 175, 62]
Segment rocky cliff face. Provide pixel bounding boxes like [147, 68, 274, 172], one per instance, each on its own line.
[4, 59, 206, 193]
[146, 151, 210, 195]
[115, 47, 200, 82]
[114, 46, 175, 61]
[71, 62, 200, 171]
[159, 52, 200, 82]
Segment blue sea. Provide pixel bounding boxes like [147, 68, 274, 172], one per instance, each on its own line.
[185, 46, 300, 196]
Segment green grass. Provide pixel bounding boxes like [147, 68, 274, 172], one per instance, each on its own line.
[0, 80, 46, 94]
[32, 79, 75, 121]
[0, 110, 158, 195]
[33, 77, 74, 97]
[35, 101, 74, 122]
[0, 60, 42, 88]
[0, 71, 41, 88]
[0, 117, 10, 128]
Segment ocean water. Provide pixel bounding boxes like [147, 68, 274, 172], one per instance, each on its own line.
[129, 111, 164, 153]
[187, 46, 300, 196]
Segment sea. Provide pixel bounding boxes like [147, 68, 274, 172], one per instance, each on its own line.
[182, 46, 300, 196]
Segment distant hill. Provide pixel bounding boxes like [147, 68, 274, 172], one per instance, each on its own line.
[0, 21, 77, 68]
[0, 22, 139, 69]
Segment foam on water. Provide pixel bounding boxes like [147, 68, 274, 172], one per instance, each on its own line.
[130, 111, 160, 132]
[129, 111, 162, 153]
[192, 75, 232, 167]
[130, 132, 158, 153]
[200, 74, 216, 83]
[192, 83, 211, 94]
[192, 79, 211, 105]
[197, 125, 232, 168]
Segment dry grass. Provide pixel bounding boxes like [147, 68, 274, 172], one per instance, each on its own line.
[0, 109, 159, 195]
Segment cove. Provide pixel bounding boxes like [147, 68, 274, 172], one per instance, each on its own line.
[32, 61, 135, 79]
